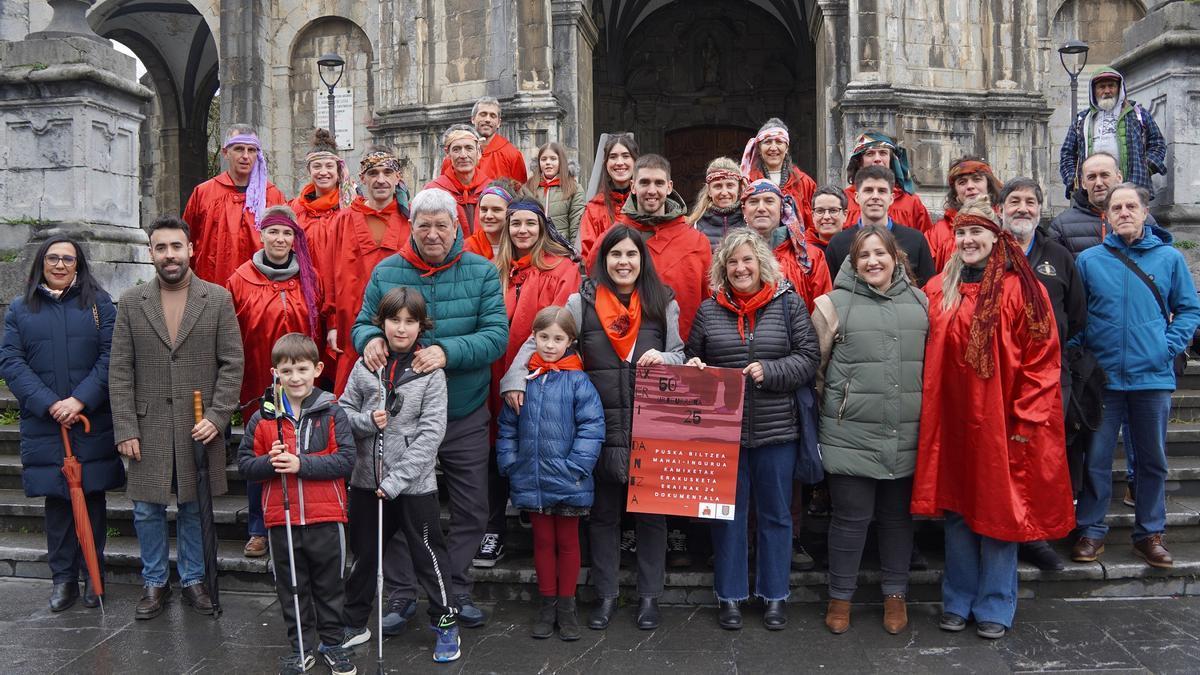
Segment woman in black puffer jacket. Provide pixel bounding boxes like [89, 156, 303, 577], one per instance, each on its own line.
[686, 228, 819, 631]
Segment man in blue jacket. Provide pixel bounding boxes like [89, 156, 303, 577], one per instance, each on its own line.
[1072, 183, 1200, 569]
[350, 187, 507, 634]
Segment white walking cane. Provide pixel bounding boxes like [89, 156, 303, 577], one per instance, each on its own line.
[375, 368, 387, 673]
[274, 378, 306, 666]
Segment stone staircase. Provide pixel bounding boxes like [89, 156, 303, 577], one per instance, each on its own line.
[1, 374, 1199, 605]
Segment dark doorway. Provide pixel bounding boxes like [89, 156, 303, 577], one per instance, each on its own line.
[665, 125, 755, 208]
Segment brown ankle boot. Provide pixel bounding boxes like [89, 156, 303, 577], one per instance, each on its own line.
[883, 594, 908, 634]
[825, 599, 851, 634]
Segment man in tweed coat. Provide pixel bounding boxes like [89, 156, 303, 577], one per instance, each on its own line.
[110, 216, 243, 620]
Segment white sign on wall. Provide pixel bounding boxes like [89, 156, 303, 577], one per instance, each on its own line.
[315, 88, 354, 151]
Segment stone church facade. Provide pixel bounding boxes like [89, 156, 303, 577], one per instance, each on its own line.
[1, 0, 1197, 300]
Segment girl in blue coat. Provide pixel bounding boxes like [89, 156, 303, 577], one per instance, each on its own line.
[496, 305, 604, 641]
[0, 235, 125, 612]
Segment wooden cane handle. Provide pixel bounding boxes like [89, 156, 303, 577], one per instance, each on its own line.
[193, 390, 203, 425]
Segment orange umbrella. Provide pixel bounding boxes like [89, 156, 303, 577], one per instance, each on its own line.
[59, 414, 104, 606]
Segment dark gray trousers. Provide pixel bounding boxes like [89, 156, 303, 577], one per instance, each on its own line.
[589, 479, 666, 599]
[826, 473, 914, 601]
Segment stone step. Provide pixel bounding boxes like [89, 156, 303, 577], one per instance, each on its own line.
[1, 531, 1197, 603]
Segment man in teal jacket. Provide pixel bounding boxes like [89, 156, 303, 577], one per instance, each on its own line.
[351, 187, 507, 632]
[1072, 183, 1200, 570]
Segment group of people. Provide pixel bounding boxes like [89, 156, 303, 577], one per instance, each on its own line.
[1, 66, 1194, 674]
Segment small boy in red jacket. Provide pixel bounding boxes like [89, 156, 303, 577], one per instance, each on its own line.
[237, 333, 357, 675]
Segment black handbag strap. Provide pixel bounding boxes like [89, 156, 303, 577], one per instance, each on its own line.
[1103, 244, 1169, 322]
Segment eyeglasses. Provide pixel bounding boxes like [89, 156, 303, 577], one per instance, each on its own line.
[45, 254, 77, 267]
[813, 208, 844, 216]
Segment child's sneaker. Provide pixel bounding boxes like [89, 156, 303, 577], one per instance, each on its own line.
[277, 652, 315, 675]
[338, 625, 371, 649]
[317, 643, 357, 675]
[432, 617, 461, 663]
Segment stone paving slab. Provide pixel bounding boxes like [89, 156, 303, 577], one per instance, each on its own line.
[2, 579, 1199, 674]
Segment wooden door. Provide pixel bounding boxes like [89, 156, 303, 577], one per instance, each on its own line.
[664, 126, 755, 210]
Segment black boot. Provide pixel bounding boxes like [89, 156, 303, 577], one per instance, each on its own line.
[636, 597, 660, 630]
[531, 596, 556, 639]
[1019, 541, 1065, 571]
[763, 599, 788, 630]
[718, 600, 742, 630]
[557, 596, 581, 641]
[83, 576, 102, 608]
[589, 597, 617, 630]
[49, 582, 79, 612]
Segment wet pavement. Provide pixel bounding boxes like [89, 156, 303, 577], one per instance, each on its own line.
[1, 578, 1198, 674]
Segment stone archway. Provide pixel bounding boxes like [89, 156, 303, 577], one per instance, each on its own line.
[89, 0, 219, 219]
[592, 0, 817, 199]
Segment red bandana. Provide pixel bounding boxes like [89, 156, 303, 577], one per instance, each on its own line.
[715, 283, 777, 342]
[528, 351, 584, 377]
[399, 241, 462, 278]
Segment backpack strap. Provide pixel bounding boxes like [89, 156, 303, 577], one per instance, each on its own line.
[1103, 243, 1169, 321]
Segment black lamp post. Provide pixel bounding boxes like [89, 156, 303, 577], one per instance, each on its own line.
[1058, 41, 1090, 122]
[317, 53, 345, 142]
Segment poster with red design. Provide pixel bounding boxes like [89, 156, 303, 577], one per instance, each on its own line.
[626, 363, 744, 520]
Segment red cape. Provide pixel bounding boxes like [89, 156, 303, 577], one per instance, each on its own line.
[610, 213, 712, 341]
[578, 190, 629, 263]
[425, 170, 491, 235]
[289, 192, 343, 242]
[440, 132, 527, 184]
[183, 172, 287, 285]
[844, 184, 933, 234]
[927, 210, 956, 273]
[911, 273, 1074, 542]
[314, 198, 412, 394]
[774, 240, 832, 314]
[225, 260, 325, 417]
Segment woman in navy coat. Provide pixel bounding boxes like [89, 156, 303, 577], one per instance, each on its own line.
[0, 235, 124, 611]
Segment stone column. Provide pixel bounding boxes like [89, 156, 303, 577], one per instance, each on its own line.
[0, 0, 154, 309]
[551, 0, 598, 180]
[218, 0, 270, 132]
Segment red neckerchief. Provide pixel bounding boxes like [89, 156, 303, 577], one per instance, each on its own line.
[464, 228, 495, 260]
[297, 183, 340, 213]
[714, 283, 777, 341]
[508, 254, 533, 287]
[539, 176, 562, 203]
[527, 351, 584, 378]
[594, 285, 641, 360]
[399, 241, 462, 278]
[352, 196, 399, 219]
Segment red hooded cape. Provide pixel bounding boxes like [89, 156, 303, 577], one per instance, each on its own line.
[578, 190, 629, 262]
[183, 172, 287, 285]
[440, 132, 528, 184]
[289, 189, 343, 242]
[425, 170, 491, 235]
[774, 240, 832, 314]
[844, 184, 933, 234]
[313, 197, 412, 394]
[911, 272, 1074, 542]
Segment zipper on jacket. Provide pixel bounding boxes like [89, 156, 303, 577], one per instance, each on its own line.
[837, 380, 850, 422]
[279, 290, 287, 313]
[746, 328, 756, 444]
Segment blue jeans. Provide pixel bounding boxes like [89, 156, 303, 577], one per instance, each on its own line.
[132, 500, 206, 588]
[246, 480, 266, 537]
[711, 441, 795, 601]
[942, 512, 1018, 627]
[1077, 389, 1170, 542]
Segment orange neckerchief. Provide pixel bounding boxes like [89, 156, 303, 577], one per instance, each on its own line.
[527, 351, 584, 379]
[715, 283, 777, 342]
[465, 228, 496, 260]
[297, 183, 341, 213]
[399, 241, 462, 278]
[594, 285, 642, 360]
[352, 196, 399, 219]
[508, 254, 533, 285]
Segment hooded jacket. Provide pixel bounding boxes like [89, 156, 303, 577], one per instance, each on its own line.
[238, 387, 355, 528]
[1075, 224, 1200, 391]
[611, 191, 713, 340]
[182, 172, 288, 286]
[811, 259, 928, 479]
[1059, 68, 1167, 199]
[578, 189, 630, 260]
[694, 207, 747, 250]
[351, 229, 508, 420]
[496, 363, 605, 511]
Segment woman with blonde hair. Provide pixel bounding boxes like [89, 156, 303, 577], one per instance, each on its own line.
[689, 157, 747, 250]
[686, 228, 819, 631]
[523, 142, 585, 246]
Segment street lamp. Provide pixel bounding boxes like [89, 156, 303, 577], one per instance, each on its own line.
[317, 53, 345, 142]
[1058, 40, 1089, 122]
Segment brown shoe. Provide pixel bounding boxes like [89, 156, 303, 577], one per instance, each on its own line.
[824, 599, 851, 634]
[882, 594, 907, 634]
[1133, 534, 1173, 568]
[1071, 536, 1105, 562]
[243, 535, 268, 558]
[181, 583, 215, 615]
[135, 585, 171, 620]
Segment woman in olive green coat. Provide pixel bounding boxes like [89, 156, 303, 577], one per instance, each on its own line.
[810, 225, 928, 636]
[523, 142, 585, 246]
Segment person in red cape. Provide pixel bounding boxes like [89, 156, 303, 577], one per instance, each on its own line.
[289, 128, 354, 241]
[740, 118, 817, 231]
[843, 132, 932, 234]
[182, 124, 287, 285]
[912, 197, 1073, 640]
[464, 181, 518, 260]
[740, 179, 831, 313]
[810, 185, 848, 256]
[426, 124, 492, 234]
[578, 133, 638, 260]
[474, 199, 581, 568]
[598, 154, 711, 341]
[440, 97, 528, 184]
[927, 156, 1003, 272]
[315, 149, 412, 394]
[225, 205, 324, 559]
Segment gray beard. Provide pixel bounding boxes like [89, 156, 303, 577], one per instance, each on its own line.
[1097, 96, 1118, 112]
[1003, 219, 1036, 241]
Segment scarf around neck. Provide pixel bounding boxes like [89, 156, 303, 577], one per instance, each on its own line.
[594, 285, 642, 361]
[399, 241, 462, 278]
[715, 283, 777, 341]
[527, 351, 584, 379]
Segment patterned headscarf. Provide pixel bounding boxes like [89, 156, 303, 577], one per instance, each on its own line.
[224, 133, 268, 224]
[850, 132, 915, 194]
[258, 210, 321, 338]
[480, 184, 514, 204]
[506, 198, 579, 262]
[739, 126, 789, 177]
[743, 179, 812, 273]
[954, 198, 1052, 379]
[359, 151, 411, 218]
[304, 149, 355, 208]
[705, 167, 747, 194]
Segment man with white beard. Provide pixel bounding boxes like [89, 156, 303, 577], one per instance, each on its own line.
[1059, 68, 1166, 200]
[1000, 177, 1088, 572]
